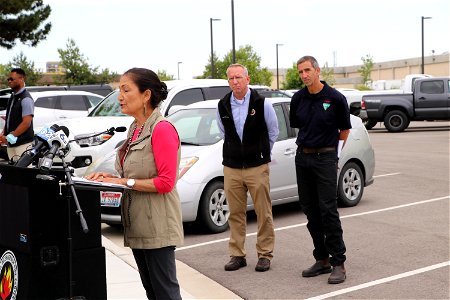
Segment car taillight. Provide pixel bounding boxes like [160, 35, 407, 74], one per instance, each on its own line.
[361, 99, 366, 109]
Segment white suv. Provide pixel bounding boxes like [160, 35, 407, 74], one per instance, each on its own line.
[0, 90, 103, 159]
[50, 79, 233, 176]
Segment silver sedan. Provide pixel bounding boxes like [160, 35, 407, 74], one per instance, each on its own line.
[87, 98, 375, 233]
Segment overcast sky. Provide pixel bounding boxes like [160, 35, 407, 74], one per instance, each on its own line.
[1, 0, 448, 79]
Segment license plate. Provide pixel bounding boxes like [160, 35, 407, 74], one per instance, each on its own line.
[100, 191, 122, 207]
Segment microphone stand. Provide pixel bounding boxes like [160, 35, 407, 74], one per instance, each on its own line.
[57, 149, 89, 300]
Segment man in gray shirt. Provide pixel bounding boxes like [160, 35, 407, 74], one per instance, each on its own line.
[0, 68, 34, 162]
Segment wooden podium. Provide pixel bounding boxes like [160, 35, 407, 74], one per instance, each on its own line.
[0, 163, 114, 300]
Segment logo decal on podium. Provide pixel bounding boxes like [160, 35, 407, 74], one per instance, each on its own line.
[0, 250, 18, 300]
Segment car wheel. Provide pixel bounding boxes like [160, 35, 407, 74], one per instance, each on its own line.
[384, 110, 410, 132]
[338, 162, 364, 207]
[198, 181, 230, 233]
[364, 119, 377, 130]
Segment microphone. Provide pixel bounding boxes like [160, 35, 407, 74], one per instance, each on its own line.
[39, 126, 70, 173]
[114, 126, 127, 132]
[69, 126, 127, 143]
[14, 124, 60, 167]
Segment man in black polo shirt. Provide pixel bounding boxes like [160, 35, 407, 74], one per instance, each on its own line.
[0, 68, 34, 162]
[290, 56, 351, 284]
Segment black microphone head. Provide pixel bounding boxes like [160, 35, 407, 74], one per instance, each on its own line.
[58, 126, 70, 136]
[115, 126, 127, 132]
[50, 124, 60, 131]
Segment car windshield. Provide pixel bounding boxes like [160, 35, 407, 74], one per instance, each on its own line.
[167, 108, 222, 146]
[89, 91, 125, 117]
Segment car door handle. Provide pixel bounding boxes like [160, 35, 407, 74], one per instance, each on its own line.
[284, 148, 296, 156]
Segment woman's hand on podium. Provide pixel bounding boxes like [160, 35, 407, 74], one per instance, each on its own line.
[85, 172, 127, 186]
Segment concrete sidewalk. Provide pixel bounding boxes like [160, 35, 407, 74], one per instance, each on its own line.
[103, 236, 241, 300]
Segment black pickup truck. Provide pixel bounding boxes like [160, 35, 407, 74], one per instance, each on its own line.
[360, 77, 450, 132]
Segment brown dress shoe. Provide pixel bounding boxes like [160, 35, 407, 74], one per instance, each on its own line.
[255, 258, 271, 272]
[302, 259, 332, 277]
[328, 264, 346, 284]
[224, 256, 247, 271]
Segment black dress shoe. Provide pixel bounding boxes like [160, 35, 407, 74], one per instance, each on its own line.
[328, 264, 346, 284]
[302, 260, 332, 277]
[224, 256, 247, 271]
[255, 258, 270, 272]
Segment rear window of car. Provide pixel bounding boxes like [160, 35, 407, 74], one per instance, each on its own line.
[170, 88, 204, 107]
[35, 96, 57, 109]
[207, 86, 231, 99]
[59, 95, 89, 111]
[168, 108, 221, 145]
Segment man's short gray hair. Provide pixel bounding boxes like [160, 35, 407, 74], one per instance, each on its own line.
[226, 63, 249, 76]
[296, 56, 319, 69]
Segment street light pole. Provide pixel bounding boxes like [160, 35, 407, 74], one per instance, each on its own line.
[210, 18, 221, 78]
[276, 43, 283, 90]
[231, 0, 236, 63]
[177, 62, 182, 80]
[421, 16, 432, 74]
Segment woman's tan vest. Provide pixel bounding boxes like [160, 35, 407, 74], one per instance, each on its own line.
[115, 108, 183, 249]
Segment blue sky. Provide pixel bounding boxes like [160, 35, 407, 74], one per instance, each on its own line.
[1, 0, 448, 79]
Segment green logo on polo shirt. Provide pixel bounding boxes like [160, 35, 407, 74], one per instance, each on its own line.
[323, 103, 330, 110]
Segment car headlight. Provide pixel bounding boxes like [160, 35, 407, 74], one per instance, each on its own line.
[179, 156, 199, 178]
[75, 133, 114, 147]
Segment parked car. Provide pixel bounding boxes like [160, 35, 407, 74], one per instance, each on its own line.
[256, 89, 292, 98]
[0, 83, 114, 97]
[0, 90, 104, 159]
[86, 98, 375, 233]
[48, 79, 267, 176]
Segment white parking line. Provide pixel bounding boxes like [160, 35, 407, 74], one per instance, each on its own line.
[305, 261, 450, 300]
[176, 195, 449, 252]
[373, 172, 401, 178]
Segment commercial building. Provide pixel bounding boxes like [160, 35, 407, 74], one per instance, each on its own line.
[270, 52, 449, 89]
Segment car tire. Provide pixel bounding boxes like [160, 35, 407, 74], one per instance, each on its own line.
[364, 119, 377, 130]
[198, 180, 230, 233]
[338, 162, 364, 207]
[384, 110, 410, 132]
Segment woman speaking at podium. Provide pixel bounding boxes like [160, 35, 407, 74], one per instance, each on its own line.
[85, 68, 183, 300]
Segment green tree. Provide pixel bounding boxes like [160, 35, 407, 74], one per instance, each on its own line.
[96, 68, 118, 84]
[358, 54, 374, 87]
[5, 51, 42, 85]
[282, 62, 304, 90]
[320, 62, 336, 86]
[197, 53, 221, 79]
[57, 38, 116, 85]
[198, 45, 273, 86]
[57, 39, 94, 84]
[0, 64, 9, 88]
[157, 69, 175, 81]
[0, 0, 52, 49]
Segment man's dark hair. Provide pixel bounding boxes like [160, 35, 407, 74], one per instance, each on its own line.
[11, 68, 26, 77]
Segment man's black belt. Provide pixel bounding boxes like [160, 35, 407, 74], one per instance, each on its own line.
[300, 146, 336, 154]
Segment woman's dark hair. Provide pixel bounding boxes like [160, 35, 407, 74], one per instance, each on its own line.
[123, 68, 168, 108]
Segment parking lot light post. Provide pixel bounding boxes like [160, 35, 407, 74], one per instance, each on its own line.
[210, 18, 221, 79]
[421, 16, 432, 74]
[231, 0, 236, 63]
[177, 61, 182, 80]
[276, 43, 283, 90]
